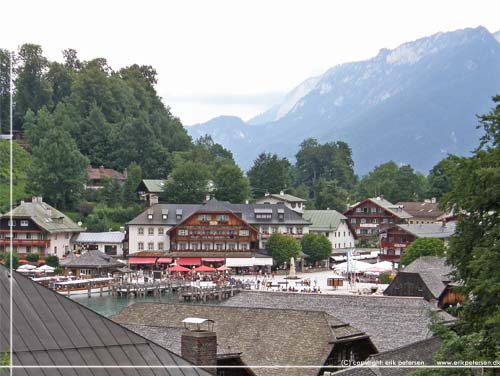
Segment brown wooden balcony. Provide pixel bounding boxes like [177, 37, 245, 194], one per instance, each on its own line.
[0, 239, 50, 247]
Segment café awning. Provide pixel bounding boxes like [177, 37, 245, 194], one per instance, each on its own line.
[176, 257, 201, 266]
[157, 257, 173, 264]
[201, 257, 225, 262]
[226, 257, 273, 267]
[128, 257, 157, 265]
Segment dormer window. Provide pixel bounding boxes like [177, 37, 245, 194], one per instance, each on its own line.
[147, 214, 153, 220]
[277, 208, 285, 220]
[254, 208, 273, 220]
[162, 209, 168, 220]
[176, 209, 183, 220]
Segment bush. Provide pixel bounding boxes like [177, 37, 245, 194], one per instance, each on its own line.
[3, 251, 19, 269]
[44, 255, 59, 267]
[379, 273, 393, 284]
[79, 202, 94, 217]
[25, 253, 40, 262]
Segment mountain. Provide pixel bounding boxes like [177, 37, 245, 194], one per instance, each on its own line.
[187, 27, 500, 174]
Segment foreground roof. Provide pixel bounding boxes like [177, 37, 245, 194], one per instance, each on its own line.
[333, 336, 442, 376]
[0, 265, 209, 375]
[2, 198, 82, 233]
[221, 291, 455, 352]
[113, 303, 371, 376]
[303, 210, 346, 231]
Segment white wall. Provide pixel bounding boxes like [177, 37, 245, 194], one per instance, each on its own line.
[128, 224, 172, 254]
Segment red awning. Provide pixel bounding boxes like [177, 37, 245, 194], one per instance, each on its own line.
[202, 257, 225, 262]
[128, 257, 157, 265]
[157, 257, 173, 264]
[176, 257, 201, 266]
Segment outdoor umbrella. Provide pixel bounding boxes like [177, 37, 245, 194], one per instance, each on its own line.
[333, 260, 372, 273]
[168, 265, 191, 273]
[18, 264, 37, 270]
[194, 265, 216, 273]
[35, 265, 55, 273]
[216, 265, 231, 271]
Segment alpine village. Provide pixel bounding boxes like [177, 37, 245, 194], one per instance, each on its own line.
[1, 26, 500, 376]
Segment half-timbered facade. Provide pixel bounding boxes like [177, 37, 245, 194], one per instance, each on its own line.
[343, 197, 412, 239]
[0, 197, 82, 258]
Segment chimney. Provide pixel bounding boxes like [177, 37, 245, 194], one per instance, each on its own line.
[149, 195, 159, 206]
[181, 318, 217, 375]
[99, 165, 105, 172]
[431, 197, 437, 204]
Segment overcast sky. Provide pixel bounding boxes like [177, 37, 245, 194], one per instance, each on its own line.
[2, 0, 500, 125]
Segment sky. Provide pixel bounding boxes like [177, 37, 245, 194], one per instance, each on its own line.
[2, 0, 500, 125]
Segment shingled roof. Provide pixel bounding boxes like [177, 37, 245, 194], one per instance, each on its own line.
[2, 197, 82, 233]
[393, 223, 456, 239]
[0, 265, 209, 375]
[113, 303, 373, 376]
[346, 198, 412, 220]
[396, 201, 445, 220]
[333, 336, 442, 376]
[60, 249, 123, 269]
[396, 256, 454, 299]
[221, 291, 455, 352]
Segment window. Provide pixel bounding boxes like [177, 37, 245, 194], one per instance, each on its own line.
[138, 227, 144, 235]
[239, 229, 249, 237]
[158, 242, 164, 250]
[55, 233, 58, 240]
[64, 245, 69, 254]
[355, 208, 362, 213]
[198, 214, 211, 222]
[147, 214, 153, 220]
[287, 227, 293, 234]
[373, 218, 378, 224]
[296, 227, 303, 235]
[261, 226, 269, 234]
[65, 232, 70, 239]
[179, 243, 187, 250]
[240, 243, 248, 250]
[26, 246, 31, 253]
[192, 243, 199, 251]
[8, 220, 16, 227]
[360, 218, 366, 224]
[343, 231, 346, 237]
[158, 227, 164, 235]
[162, 214, 168, 220]
[203, 243, 211, 251]
[26, 233, 31, 239]
[216, 215, 229, 222]
[383, 218, 389, 224]
[178, 229, 188, 236]
[216, 243, 224, 251]
[371, 207, 377, 213]
[272, 226, 278, 233]
[138, 242, 144, 250]
[256, 213, 272, 219]
[20, 220, 28, 227]
[148, 228, 154, 235]
[291, 202, 296, 208]
[148, 242, 154, 250]
[351, 218, 357, 224]
[228, 243, 236, 250]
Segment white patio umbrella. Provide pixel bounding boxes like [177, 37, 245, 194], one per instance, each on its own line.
[18, 264, 37, 270]
[333, 260, 372, 273]
[35, 265, 55, 273]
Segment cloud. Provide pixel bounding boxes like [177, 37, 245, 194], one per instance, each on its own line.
[161, 91, 286, 107]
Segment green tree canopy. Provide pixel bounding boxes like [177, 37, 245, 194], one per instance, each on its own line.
[266, 233, 301, 266]
[400, 237, 447, 266]
[301, 233, 332, 264]
[314, 179, 349, 212]
[247, 153, 291, 198]
[0, 140, 31, 212]
[122, 162, 142, 204]
[27, 125, 88, 209]
[213, 163, 250, 203]
[427, 156, 459, 201]
[164, 161, 210, 204]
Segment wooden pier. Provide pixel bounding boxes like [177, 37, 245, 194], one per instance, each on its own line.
[111, 281, 241, 301]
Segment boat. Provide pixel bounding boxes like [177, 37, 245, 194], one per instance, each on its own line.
[53, 277, 116, 296]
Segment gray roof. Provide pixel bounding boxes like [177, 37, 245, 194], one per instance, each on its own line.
[60, 249, 123, 269]
[128, 199, 310, 226]
[139, 179, 167, 193]
[303, 210, 346, 231]
[220, 291, 455, 352]
[333, 336, 442, 376]
[0, 265, 209, 375]
[394, 223, 456, 239]
[2, 198, 82, 233]
[113, 303, 370, 376]
[259, 193, 307, 203]
[74, 231, 125, 244]
[398, 256, 454, 298]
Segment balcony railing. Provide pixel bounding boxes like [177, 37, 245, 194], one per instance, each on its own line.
[380, 240, 409, 249]
[170, 248, 258, 253]
[0, 238, 50, 246]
